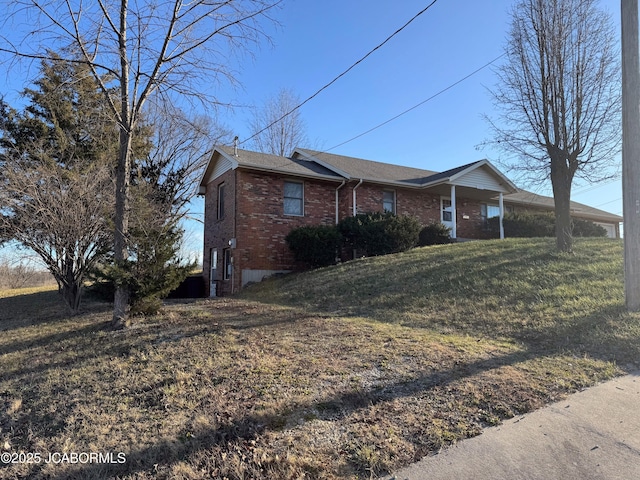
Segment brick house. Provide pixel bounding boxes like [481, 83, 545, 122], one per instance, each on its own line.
[199, 146, 622, 296]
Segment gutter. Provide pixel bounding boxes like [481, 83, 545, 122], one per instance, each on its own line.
[335, 180, 346, 224]
[352, 178, 364, 216]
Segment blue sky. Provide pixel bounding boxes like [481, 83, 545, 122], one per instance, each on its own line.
[219, 0, 623, 213]
[191, 0, 623, 257]
[0, 0, 625, 264]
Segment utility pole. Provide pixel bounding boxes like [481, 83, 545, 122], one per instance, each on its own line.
[622, 0, 640, 311]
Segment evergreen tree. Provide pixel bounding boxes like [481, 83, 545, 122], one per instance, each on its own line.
[0, 53, 117, 311]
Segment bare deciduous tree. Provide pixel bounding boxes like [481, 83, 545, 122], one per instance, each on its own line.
[141, 102, 232, 217]
[485, 0, 620, 252]
[1, 0, 281, 326]
[249, 88, 310, 156]
[0, 154, 113, 311]
[0, 254, 54, 290]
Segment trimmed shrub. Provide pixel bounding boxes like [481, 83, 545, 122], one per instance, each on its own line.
[418, 222, 453, 246]
[497, 212, 555, 237]
[338, 212, 421, 257]
[285, 225, 341, 268]
[572, 218, 607, 237]
[487, 212, 608, 238]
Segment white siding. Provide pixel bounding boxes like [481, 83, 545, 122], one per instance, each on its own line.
[453, 166, 510, 192]
[205, 156, 234, 184]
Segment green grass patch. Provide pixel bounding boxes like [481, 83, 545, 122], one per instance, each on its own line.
[0, 238, 637, 479]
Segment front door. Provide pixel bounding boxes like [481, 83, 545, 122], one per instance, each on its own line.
[441, 196, 454, 229]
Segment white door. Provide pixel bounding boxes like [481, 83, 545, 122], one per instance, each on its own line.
[441, 196, 454, 229]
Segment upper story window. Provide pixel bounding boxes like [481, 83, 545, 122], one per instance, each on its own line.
[217, 183, 225, 220]
[383, 190, 396, 214]
[284, 181, 304, 216]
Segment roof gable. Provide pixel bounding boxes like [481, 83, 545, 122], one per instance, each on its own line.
[433, 160, 518, 194]
[199, 146, 343, 191]
[198, 148, 239, 192]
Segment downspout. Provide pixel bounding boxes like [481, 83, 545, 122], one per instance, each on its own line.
[231, 169, 238, 294]
[352, 179, 364, 216]
[498, 192, 505, 240]
[335, 180, 346, 224]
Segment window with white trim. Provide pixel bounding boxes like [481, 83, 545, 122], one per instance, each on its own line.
[383, 190, 396, 213]
[284, 181, 304, 216]
[441, 198, 453, 222]
[217, 183, 225, 220]
[480, 204, 501, 220]
[481, 203, 513, 227]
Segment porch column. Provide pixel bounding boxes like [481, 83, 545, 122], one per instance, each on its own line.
[498, 192, 505, 239]
[450, 184, 457, 239]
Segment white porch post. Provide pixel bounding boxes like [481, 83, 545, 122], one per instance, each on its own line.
[450, 184, 457, 239]
[499, 192, 505, 239]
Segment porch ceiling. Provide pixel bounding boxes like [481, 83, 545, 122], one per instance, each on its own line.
[427, 183, 506, 202]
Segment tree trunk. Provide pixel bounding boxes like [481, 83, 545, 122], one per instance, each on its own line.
[112, 0, 132, 330]
[112, 127, 132, 329]
[550, 158, 574, 253]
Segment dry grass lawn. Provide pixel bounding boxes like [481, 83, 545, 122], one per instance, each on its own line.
[1, 238, 638, 479]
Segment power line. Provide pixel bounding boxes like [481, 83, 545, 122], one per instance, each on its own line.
[594, 197, 622, 208]
[326, 53, 506, 151]
[572, 178, 620, 196]
[240, 0, 440, 146]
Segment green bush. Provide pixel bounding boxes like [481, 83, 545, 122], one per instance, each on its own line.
[487, 212, 607, 238]
[493, 212, 555, 237]
[285, 225, 341, 268]
[572, 218, 607, 237]
[338, 212, 421, 257]
[88, 223, 194, 316]
[418, 222, 453, 246]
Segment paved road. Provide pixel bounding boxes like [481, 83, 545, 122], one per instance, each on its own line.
[383, 372, 640, 480]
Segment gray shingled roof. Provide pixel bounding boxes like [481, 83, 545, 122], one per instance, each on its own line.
[219, 146, 342, 179]
[204, 146, 621, 224]
[504, 190, 623, 222]
[294, 148, 441, 184]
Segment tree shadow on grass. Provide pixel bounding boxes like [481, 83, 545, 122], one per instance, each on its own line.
[45, 348, 535, 480]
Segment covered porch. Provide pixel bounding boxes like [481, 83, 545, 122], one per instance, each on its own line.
[420, 160, 519, 240]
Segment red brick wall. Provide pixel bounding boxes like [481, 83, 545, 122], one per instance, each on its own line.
[203, 172, 519, 295]
[202, 169, 236, 296]
[455, 199, 497, 239]
[234, 170, 338, 287]
[348, 183, 496, 239]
